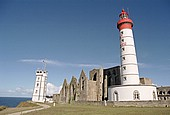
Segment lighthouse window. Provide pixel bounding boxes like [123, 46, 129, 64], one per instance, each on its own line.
[122, 57, 125, 60]
[122, 47, 125, 51]
[35, 90, 38, 93]
[123, 66, 126, 70]
[37, 83, 39, 87]
[121, 39, 124, 42]
[121, 31, 123, 35]
[123, 77, 126, 81]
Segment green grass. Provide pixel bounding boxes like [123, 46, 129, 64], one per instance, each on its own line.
[24, 104, 170, 115]
[0, 102, 40, 115]
[17, 101, 38, 107]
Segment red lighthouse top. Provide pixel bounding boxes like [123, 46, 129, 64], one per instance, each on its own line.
[117, 9, 133, 31]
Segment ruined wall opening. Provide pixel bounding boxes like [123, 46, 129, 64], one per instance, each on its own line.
[159, 91, 162, 95]
[65, 86, 67, 97]
[72, 84, 76, 100]
[93, 73, 97, 81]
[168, 91, 170, 95]
[82, 80, 85, 90]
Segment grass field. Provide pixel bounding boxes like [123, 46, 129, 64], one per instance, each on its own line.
[0, 102, 40, 115]
[24, 104, 170, 115]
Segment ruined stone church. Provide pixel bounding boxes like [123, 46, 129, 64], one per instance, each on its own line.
[53, 66, 121, 103]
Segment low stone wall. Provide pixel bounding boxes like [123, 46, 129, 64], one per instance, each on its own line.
[113, 100, 170, 107]
[73, 100, 170, 107]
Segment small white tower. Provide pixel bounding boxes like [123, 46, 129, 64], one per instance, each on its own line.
[117, 9, 140, 85]
[32, 61, 47, 102]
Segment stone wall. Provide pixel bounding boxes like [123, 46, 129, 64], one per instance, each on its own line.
[53, 94, 60, 103]
[140, 77, 152, 85]
[89, 68, 103, 101]
[78, 70, 88, 101]
[113, 100, 170, 107]
[157, 86, 170, 101]
[73, 100, 170, 107]
[87, 81, 97, 101]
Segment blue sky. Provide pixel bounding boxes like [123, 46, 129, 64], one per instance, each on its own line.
[0, 0, 170, 97]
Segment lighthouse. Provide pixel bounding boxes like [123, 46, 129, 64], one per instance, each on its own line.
[32, 70, 47, 102]
[117, 9, 139, 85]
[108, 9, 158, 101]
[32, 61, 48, 102]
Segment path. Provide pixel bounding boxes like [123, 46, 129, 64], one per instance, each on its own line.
[8, 103, 50, 115]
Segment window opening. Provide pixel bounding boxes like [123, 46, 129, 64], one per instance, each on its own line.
[123, 66, 126, 70]
[123, 77, 126, 81]
[93, 73, 97, 81]
[113, 91, 118, 101]
[133, 90, 140, 100]
[122, 47, 125, 51]
[167, 91, 170, 95]
[153, 91, 156, 100]
[159, 91, 162, 95]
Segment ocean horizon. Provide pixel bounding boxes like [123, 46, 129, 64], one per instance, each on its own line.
[0, 97, 32, 107]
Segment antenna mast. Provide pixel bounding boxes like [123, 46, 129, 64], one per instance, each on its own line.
[127, 8, 130, 17]
[43, 59, 47, 71]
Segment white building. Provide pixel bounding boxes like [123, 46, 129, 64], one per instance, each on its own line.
[32, 70, 47, 102]
[108, 9, 158, 101]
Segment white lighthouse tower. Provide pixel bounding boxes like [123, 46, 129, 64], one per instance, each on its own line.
[108, 9, 158, 101]
[32, 61, 47, 102]
[117, 9, 139, 85]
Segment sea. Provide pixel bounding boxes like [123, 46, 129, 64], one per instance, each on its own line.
[0, 97, 32, 107]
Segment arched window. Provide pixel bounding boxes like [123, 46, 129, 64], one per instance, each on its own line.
[167, 91, 170, 95]
[65, 86, 67, 97]
[153, 91, 156, 100]
[113, 91, 118, 101]
[82, 80, 85, 90]
[93, 73, 97, 81]
[159, 91, 162, 95]
[133, 90, 140, 100]
[164, 97, 166, 100]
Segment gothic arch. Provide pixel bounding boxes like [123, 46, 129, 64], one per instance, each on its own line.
[133, 90, 140, 100]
